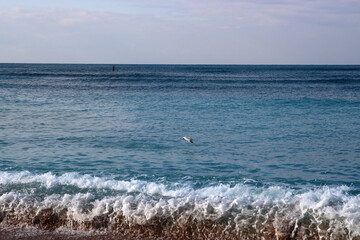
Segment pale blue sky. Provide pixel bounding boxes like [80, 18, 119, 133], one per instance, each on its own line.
[1, 0, 360, 64]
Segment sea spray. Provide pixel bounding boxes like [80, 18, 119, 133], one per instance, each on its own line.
[1, 171, 360, 239]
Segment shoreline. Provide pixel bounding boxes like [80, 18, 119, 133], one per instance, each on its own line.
[0, 226, 123, 240]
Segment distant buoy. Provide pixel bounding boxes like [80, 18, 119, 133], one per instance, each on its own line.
[113, 65, 115, 71]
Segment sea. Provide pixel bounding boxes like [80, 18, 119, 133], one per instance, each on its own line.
[0, 64, 359, 239]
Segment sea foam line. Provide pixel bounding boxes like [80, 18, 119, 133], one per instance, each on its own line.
[0, 171, 189, 197]
[0, 171, 298, 207]
[0, 187, 360, 239]
[0, 171, 358, 207]
[1, 171, 360, 238]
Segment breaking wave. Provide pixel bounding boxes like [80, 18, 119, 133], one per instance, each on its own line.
[1, 171, 360, 239]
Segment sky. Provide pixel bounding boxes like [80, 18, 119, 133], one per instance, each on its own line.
[0, 0, 360, 64]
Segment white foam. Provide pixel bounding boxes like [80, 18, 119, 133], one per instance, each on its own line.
[0, 171, 189, 197]
[1, 171, 360, 237]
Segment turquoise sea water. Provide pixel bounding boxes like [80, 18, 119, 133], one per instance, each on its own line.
[1, 64, 360, 239]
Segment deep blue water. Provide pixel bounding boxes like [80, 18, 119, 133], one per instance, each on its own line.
[0, 64, 360, 238]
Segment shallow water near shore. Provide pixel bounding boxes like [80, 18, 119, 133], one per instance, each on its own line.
[1, 64, 360, 239]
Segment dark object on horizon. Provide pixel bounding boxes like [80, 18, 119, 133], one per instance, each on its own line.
[113, 65, 115, 71]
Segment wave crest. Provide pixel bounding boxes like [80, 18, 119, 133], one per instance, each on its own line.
[1, 171, 360, 239]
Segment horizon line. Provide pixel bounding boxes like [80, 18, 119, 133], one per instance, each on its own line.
[1, 62, 360, 66]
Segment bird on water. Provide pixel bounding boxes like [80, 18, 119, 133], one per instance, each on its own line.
[182, 136, 196, 146]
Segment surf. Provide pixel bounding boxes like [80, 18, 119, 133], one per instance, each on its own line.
[1, 171, 360, 239]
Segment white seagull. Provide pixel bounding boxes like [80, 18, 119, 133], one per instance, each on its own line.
[182, 136, 197, 146]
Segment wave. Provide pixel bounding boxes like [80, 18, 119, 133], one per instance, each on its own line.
[1, 171, 360, 239]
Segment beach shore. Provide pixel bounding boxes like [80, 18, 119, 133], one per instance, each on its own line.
[0, 227, 122, 240]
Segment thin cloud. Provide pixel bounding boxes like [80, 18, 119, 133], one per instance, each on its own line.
[0, 1, 359, 64]
[2, 7, 120, 26]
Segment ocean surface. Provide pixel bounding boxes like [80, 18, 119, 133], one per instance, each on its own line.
[0, 64, 360, 239]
